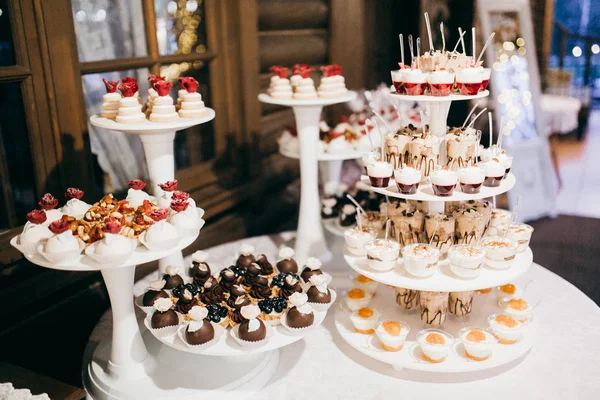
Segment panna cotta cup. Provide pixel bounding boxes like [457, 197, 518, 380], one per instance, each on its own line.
[394, 165, 421, 194]
[416, 328, 454, 363]
[458, 327, 497, 361]
[403, 68, 427, 96]
[391, 69, 405, 94]
[344, 288, 373, 312]
[350, 307, 381, 334]
[495, 283, 524, 304]
[402, 243, 440, 277]
[367, 160, 393, 188]
[344, 226, 377, 256]
[364, 239, 400, 272]
[481, 68, 491, 91]
[502, 223, 534, 252]
[482, 159, 505, 187]
[430, 168, 458, 197]
[448, 244, 486, 279]
[499, 297, 534, 322]
[455, 67, 484, 96]
[353, 275, 378, 296]
[457, 165, 485, 194]
[427, 69, 455, 96]
[487, 313, 531, 344]
[376, 320, 410, 352]
[482, 236, 519, 269]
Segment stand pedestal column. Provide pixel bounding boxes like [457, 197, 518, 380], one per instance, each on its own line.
[319, 159, 344, 192]
[293, 106, 331, 264]
[139, 132, 184, 274]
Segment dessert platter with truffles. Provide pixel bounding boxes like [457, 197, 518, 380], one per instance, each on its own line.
[333, 13, 536, 374]
[138, 245, 335, 355]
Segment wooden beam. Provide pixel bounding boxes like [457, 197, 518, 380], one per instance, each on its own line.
[141, 0, 160, 75]
[258, 28, 328, 38]
[329, 0, 365, 89]
[0, 65, 31, 82]
[80, 57, 156, 75]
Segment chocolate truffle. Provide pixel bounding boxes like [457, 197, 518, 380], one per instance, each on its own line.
[236, 243, 255, 268]
[163, 265, 184, 289]
[300, 257, 323, 283]
[229, 295, 251, 324]
[229, 283, 247, 299]
[219, 268, 237, 290]
[307, 285, 331, 304]
[185, 306, 215, 345]
[256, 254, 274, 276]
[280, 274, 303, 299]
[189, 251, 211, 286]
[201, 276, 226, 304]
[276, 247, 298, 274]
[150, 297, 179, 329]
[286, 292, 314, 329]
[173, 285, 198, 314]
[238, 304, 267, 342]
[244, 263, 262, 287]
[249, 277, 271, 300]
[142, 279, 169, 306]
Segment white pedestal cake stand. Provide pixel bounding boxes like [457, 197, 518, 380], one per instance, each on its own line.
[258, 93, 357, 264]
[89, 111, 215, 274]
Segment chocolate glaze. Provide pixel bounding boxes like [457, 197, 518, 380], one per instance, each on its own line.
[190, 262, 211, 286]
[229, 295, 251, 323]
[307, 286, 331, 304]
[163, 273, 184, 289]
[185, 320, 214, 345]
[151, 309, 179, 329]
[239, 319, 267, 341]
[301, 267, 323, 283]
[276, 259, 298, 274]
[219, 268, 237, 291]
[229, 284, 247, 299]
[286, 307, 314, 328]
[236, 254, 255, 269]
[142, 289, 169, 306]
[256, 254, 274, 276]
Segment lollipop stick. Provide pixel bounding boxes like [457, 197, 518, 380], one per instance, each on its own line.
[408, 35, 414, 66]
[503, 195, 521, 239]
[399, 33, 405, 67]
[468, 107, 488, 128]
[356, 208, 362, 230]
[477, 32, 496, 64]
[429, 220, 440, 246]
[452, 29, 466, 53]
[419, 111, 427, 137]
[364, 118, 376, 150]
[346, 194, 366, 215]
[441, 22, 446, 53]
[488, 112, 493, 149]
[462, 100, 483, 128]
[425, 12, 434, 52]
[472, 27, 476, 60]
[384, 219, 391, 241]
[458, 28, 466, 54]
[497, 116, 505, 153]
[373, 119, 385, 160]
[416, 37, 421, 69]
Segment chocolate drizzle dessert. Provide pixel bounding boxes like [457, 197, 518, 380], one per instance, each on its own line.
[236, 243, 256, 268]
[229, 295, 251, 324]
[449, 291, 474, 317]
[419, 291, 449, 326]
[300, 257, 324, 283]
[185, 306, 215, 345]
[162, 265, 184, 290]
[142, 279, 170, 306]
[255, 254, 274, 276]
[286, 292, 315, 329]
[395, 288, 420, 310]
[306, 275, 331, 304]
[151, 297, 179, 329]
[218, 268, 238, 291]
[238, 304, 267, 342]
[276, 247, 298, 274]
[189, 250, 211, 286]
[201, 276, 225, 304]
[249, 275, 272, 300]
[172, 283, 199, 314]
[280, 274, 303, 299]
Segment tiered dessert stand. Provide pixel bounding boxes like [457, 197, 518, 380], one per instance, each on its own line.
[90, 113, 215, 274]
[336, 89, 536, 372]
[258, 93, 357, 264]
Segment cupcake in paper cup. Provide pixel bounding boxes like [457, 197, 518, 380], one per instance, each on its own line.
[18, 210, 53, 255]
[230, 304, 273, 349]
[281, 292, 316, 334]
[85, 227, 137, 266]
[136, 279, 170, 314]
[306, 275, 336, 312]
[38, 224, 85, 264]
[178, 305, 225, 350]
[146, 297, 180, 337]
[139, 219, 181, 252]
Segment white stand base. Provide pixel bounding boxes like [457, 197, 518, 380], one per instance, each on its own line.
[84, 332, 279, 399]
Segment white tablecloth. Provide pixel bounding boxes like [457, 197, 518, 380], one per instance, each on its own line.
[540, 94, 582, 135]
[90, 232, 600, 400]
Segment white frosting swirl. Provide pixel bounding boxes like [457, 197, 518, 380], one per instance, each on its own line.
[60, 198, 91, 218]
[45, 230, 80, 253]
[145, 221, 179, 244]
[153, 297, 173, 312]
[92, 234, 134, 256]
[279, 247, 295, 259]
[126, 188, 151, 208]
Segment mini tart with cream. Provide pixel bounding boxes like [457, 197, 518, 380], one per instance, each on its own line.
[350, 307, 381, 334]
[375, 320, 410, 352]
[344, 288, 373, 312]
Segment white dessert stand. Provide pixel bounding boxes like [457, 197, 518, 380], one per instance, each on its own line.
[334, 284, 536, 372]
[89, 111, 215, 274]
[258, 93, 357, 264]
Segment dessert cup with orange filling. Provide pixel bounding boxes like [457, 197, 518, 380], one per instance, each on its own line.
[416, 329, 453, 363]
[487, 313, 530, 344]
[495, 283, 523, 304]
[352, 274, 378, 296]
[499, 297, 533, 322]
[375, 320, 410, 351]
[349, 307, 381, 334]
[344, 288, 373, 312]
[458, 327, 497, 361]
[481, 236, 518, 269]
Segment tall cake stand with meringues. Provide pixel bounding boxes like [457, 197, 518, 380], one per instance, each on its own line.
[258, 92, 357, 264]
[90, 111, 215, 275]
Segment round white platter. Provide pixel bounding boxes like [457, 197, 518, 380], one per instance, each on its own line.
[258, 92, 357, 107]
[89, 109, 215, 134]
[279, 146, 366, 161]
[322, 218, 350, 237]
[344, 246, 532, 292]
[387, 89, 490, 103]
[334, 284, 535, 372]
[356, 173, 515, 202]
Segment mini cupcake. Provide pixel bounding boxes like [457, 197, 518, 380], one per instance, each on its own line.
[376, 320, 410, 351]
[229, 294, 251, 326]
[349, 307, 381, 334]
[255, 253, 275, 277]
[300, 257, 323, 283]
[236, 243, 256, 268]
[150, 297, 179, 336]
[243, 262, 263, 287]
[125, 179, 151, 208]
[184, 306, 215, 346]
[219, 268, 238, 291]
[306, 275, 333, 311]
[237, 304, 268, 343]
[189, 250, 211, 286]
[257, 296, 288, 325]
[227, 283, 248, 303]
[38, 229, 84, 264]
[276, 247, 298, 274]
[416, 329, 454, 363]
[248, 275, 272, 300]
[19, 211, 52, 255]
[60, 188, 91, 219]
[279, 274, 303, 299]
[142, 279, 170, 307]
[344, 288, 373, 312]
[283, 292, 315, 330]
[162, 266, 184, 290]
[353, 275, 378, 296]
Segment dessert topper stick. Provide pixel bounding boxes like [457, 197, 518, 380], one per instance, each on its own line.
[372, 118, 385, 160]
[346, 194, 365, 215]
[419, 111, 427, 137]
[476, 32, 496, 65]
[428, 220, 440, 246]
[364, 118, 376, 150]
[416, 37, 421, 69]
[356, 207, 363, 230]
[452, 29, 466, 53]
[462, 100, 483, 128]
[496, 116, 505, 153]
[424, 12, 434, 53]
[468, 107, 488, 129]
[408, 35, 414, 66]
[384, 219, 391, 241]
[472, 27, 476, 60]
[488, 112, 493, 149]
[458, 27, 466, 54]
[364, 91, 394, 135]
[399, 33, 405, 67]
[503, 195, 521, 239]
[440, 22, 446, 53]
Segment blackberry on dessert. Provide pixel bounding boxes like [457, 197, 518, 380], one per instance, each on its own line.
[162, 266, 184, 289]
[206, 303, 229, 324]
[271, 272, 300, 289]
[258, 296, 288, 323]
[301, 257, 324, 283]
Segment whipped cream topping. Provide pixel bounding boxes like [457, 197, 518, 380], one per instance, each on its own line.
[293, 78, 318, 99]
[153, 297, 173, 312]
[394, 165, 421, 184]
[427, 70, 455, 84]
[93, 233, 134, 256]
[149, 279, 166, 290]
[305, 257, 322, 270]
[192, 250, 209, 263]
[20, 224, 52, 244]
[126, 188, 151, 208]
[60, 198, 91, 219]
[279, 246, 295, 259]
[430, 168, 458, 186]
[367, 160, 393, 178]
[403, 68, 427, 83]
[407, 244, 437, 258]
[169, 212, 199, 230]
[482, 160, 505, 178]
[364, 239, 400, 253]
[268, 78, 293, 98]
[450, 245, 484, 258]
[456, 67, 483, 83]
[507, 223, 533, 233]
[45, 230, 80, 253]
[495, 151, 513, 168]
[318, 75, 347, 97]
[391, 69, 404, 82]
[482, 237, 517, 250]
[345, 226, 376, 239]
[458, 165, 485, 184]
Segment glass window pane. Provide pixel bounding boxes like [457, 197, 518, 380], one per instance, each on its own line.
[72, 0, 147, 62]
[81, 70, 150, 191]
[0, 0, 17, 66]
[0, 83, 37, 228]
[155, 0, 208, 56]
[158, 61, 213, 169]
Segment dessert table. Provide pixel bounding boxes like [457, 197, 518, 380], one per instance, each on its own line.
[86, 232, 600, 400]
